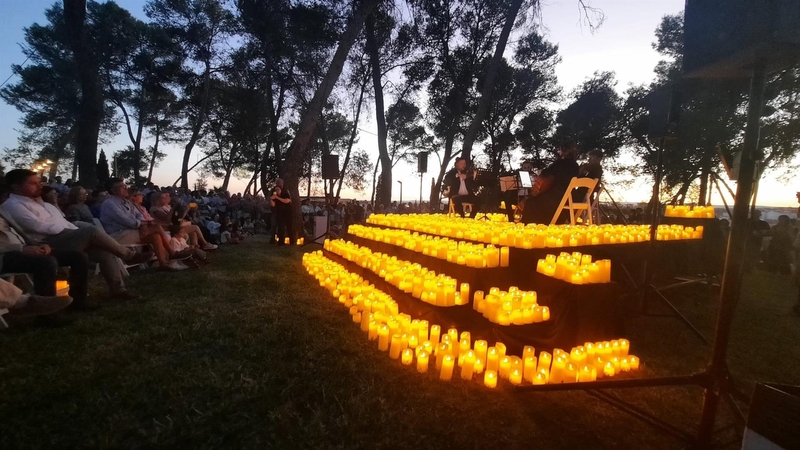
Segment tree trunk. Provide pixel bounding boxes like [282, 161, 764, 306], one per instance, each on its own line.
[281, 0, 378, 240]
[429, 132, 455, 210]
[366, 12, 393, 208]
[181, 62, 212, 189]
[64, 0, 102, 187]
[335, 83, 366, 204]
[147, 123, 160, 183]
[460, 0, 525, 160]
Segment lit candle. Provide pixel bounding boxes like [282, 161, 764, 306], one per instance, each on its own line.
[474, 340, 488, 363]
[603, 362, 616, 377]
[474, 358, 484, 374]
[620, 357, 631, 372]
[484, 370, 498, 388]
[473, 290, 484, 311]
[418, 320, 429, 342]
[389, 334, 403, 359]
[436, 342, 449, 369]
[578, 365, 594, 382]
[378, 325, 390, 351]
[417, 350, 429, 373]
[619, 339, 630, 357]
[533, 372, 547, 385]
[523, 356, 537, 383]
[368, 321, 378, 340]
[629, 355, 640, 370]
[486, 347, 499, 372]
[401, 348, 414, 365]
[537, 351, 552, 373]
[430, 325, 441, 345]
[408, 334, 419, 349]
[509, 368, 522, 385]
[523, 345, 536, 361]
[500, 247, 510, 267]
[440, 355, 455, 381]
[461, 351, 476, 380]
[499, 356, 512, 379]
[460, 283, 470, 303]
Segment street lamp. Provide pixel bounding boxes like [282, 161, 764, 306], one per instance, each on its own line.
[397, 180, 403, 205]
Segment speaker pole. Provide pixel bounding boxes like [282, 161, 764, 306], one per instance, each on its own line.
[695, 61, 767, 447]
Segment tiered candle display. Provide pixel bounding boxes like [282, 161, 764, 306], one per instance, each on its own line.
[323, 239, 468, 307]
[473, 287, 550, 326]
[302, 251, 641, 388]
[348, 224, 509, 268]
[664, 205, 715, 218]
[536, 253, 611, 284]
[365, 214, 702, 248]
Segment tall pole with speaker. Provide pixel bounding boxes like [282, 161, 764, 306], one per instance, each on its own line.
[417, 152, 428, 205]
[314, 154, 340, 244]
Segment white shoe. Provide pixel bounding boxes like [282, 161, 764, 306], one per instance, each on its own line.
[167, 260, 189, 271]
[201, 243, 218, 250]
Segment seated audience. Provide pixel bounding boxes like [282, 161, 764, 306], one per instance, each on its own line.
[88, 189, 108, 219]
[2, 170, 150, 299]
[41, 186, 58, 207]
[65, 186, 94, 223]
[206, 214, 222, 242]
[149, 192, 217, 250]
[129, 188, 172, 253]
[169, 223, 208, 267]
[99, 177, 182, 272]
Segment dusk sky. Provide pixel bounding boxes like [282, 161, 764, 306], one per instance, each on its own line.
[1, 0, 797, 207]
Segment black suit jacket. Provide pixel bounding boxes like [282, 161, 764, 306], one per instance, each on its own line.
[445, 168, 478, 198]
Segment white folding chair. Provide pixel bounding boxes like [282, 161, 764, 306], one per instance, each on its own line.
[0, 273, 34, 330]
[550, 177, 599, 225]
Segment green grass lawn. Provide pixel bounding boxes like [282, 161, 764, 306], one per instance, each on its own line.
[1, 236, 798, 449]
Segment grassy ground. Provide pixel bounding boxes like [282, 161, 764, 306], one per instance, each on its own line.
[1, 236, 798, 449]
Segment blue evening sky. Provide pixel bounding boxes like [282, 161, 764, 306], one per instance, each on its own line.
[0, 0, 796, 206]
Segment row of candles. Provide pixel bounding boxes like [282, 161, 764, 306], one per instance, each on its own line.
[472, 287, 550, 326]
[664, 205, 715, 218]
[349, 224, 510, 268]
[302, 250, 641, 387]
[365, 214, 704, 248]
[536, 253, 612, 284]
[323, 239, 470, 307]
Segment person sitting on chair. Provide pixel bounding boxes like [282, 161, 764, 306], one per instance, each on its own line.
[1, 170, 150, 300]
[100, 178, 181, 272]
[445, 158, 480, 219]
[573, 148, 604, 203]
[519, 140, 580, 225]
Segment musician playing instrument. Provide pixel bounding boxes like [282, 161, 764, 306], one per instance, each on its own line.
[503, 160, 535, 222]
[519, 140, 579, 224]
[445, 158, 481, 218]
[573, 148, 604, 202]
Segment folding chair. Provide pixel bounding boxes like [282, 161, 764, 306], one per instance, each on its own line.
[550, 177, 599, 225]
[0, 273, 34, 330]
[448, 199, 474, 216]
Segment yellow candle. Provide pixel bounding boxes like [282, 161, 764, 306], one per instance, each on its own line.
[430, 325, 441, 345]
[408, 334, 419, 349]
[474, 340, 488, 362]
[378, 325, 390, 351]
[523, 356, 537, 383]
[461, 351, 476, 380]
[474, 358, 484, 374]
[389, 334, 403, 359]
[578, 365, 594, 382]
[486, 347, 499, 372]
[533, 372, 547, 385]
[629, 355, 640, 370]
[440, 355, 455, 381]
[460, 283, 470, 302]
[417, 350, 429, 373]
[619, 339, 630, 356]
[500, 247, 510, 267]
[436, 343, 449, 369]
[509, 368, 523, 385]
[620, 357, 631, 372]
[499, 356, 512, 379]
[473, 290, 484, 310]
[401, 348, 414, 365]
[603, 362, 616, 377]
[537, 351, 552, 373]
[496, 342, 507, 357]
[484, 370, 498, 388]
[447, 327, 458, 345]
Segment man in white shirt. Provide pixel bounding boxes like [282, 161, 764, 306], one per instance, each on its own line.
[2, 169, 152, 300]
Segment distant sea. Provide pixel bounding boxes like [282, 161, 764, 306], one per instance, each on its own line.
[612, 203, 798, 225]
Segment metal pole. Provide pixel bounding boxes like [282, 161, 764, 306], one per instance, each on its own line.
[397, 180, 403, 205]
[695, 62, 767, 447]
[419, 173, 423, 205]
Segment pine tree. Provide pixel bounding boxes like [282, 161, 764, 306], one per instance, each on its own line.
[96, 149, 110, 184]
